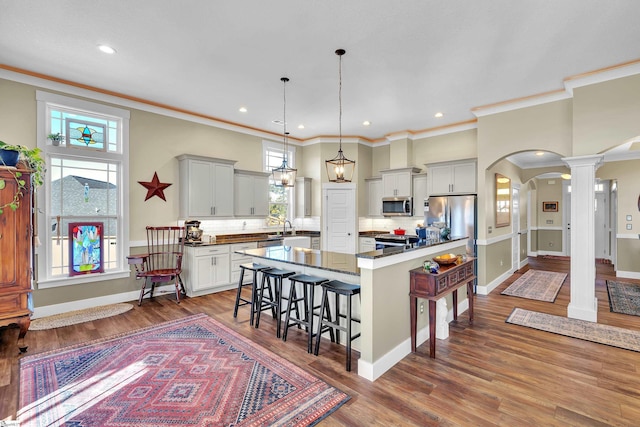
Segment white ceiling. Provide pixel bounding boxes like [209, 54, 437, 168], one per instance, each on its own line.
[1, 0, 640, 145]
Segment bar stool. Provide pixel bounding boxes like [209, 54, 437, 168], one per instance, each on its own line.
[314, 280, 361, 372]
[233, 263, 273, 326]
[255, 268, 297, 338]
[282, 274, 334, 353]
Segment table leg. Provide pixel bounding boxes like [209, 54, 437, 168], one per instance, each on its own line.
[452, 290, 458, 321]
[429, 300, 436, 358]
[467, 281, 474, 323]
[410, 295, 417, 352]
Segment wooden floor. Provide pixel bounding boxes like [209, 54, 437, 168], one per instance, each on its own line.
[3, 257, 640, 426]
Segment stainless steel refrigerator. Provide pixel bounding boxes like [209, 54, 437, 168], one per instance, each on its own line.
[425, 194, 477, 256]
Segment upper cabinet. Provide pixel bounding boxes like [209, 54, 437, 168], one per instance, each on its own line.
[426, 160, 477, 196]
[178, 155, 236, 218]
[381, 167, 421, 197]
[234, 169, 270, 217]
[295, 177, 312, 217]
[366, 177, 383, 217]
[412, 174, 427, 216]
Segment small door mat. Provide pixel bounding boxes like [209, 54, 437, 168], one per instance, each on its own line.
[501, 269, 567, 302]
[607, 280, 640, 316]
[30, 303, 134, 330]
[506, 307, 640, 352]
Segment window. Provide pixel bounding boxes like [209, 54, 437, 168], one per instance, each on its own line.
[36, 91, 130, 288]
[263, 140, 294, 225]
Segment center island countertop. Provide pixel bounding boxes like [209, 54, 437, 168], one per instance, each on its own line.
[235, 236, 468, 277]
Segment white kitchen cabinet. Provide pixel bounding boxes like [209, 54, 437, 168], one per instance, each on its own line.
[381, 167, 421, 197]
[426, 160, 476, 196]
[359, 236, 376, 253]
[295, 177, 312, 217]
[178, 155, 236, 218]
[366, 177, 383, 216]
[230, 242, 258, 285]
[234, 170, 270, 217]
[412, 174, 427, 217]
[183, 245, 231, 297]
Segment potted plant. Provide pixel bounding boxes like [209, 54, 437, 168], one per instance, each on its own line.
[48, 132, 63, 146]
[0, 140, 46, 214]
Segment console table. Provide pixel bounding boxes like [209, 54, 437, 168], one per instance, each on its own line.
[409, 257, 476, 358]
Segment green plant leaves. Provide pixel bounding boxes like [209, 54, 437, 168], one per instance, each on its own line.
[0, 179, 5, 190]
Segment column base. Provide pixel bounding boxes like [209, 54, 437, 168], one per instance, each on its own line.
[567, 297, 598, 322]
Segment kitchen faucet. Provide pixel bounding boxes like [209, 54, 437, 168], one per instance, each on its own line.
[283, 220, 292, 236]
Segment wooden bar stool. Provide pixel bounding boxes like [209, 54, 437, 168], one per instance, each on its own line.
[233, 263, 273, 326]
[255, 268, 296, 338]
[314, 280, 361, 372]
[282, 274, 334, 353]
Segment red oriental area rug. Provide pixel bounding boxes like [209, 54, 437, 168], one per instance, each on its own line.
[18, 314, 349, 426]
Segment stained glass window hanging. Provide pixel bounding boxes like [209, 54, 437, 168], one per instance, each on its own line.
[66, 119, 106, 150]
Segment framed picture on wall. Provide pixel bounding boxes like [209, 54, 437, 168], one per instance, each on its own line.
[69, 222, 104, 276]
[542, 201, 559, 212]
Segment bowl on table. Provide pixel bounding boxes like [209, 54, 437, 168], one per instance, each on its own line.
[433, 253, 458, 265]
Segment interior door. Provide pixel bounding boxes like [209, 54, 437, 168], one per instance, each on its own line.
[322, 184, 356, 254]
[594, 190, 608, 259]
[563, 179, 571, 255]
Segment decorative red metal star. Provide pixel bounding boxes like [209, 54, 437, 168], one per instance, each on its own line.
[138, 172, 172, 201]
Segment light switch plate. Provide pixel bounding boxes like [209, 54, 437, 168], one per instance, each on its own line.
[627, 215, 632, 221]
[627, 224, 633, 230]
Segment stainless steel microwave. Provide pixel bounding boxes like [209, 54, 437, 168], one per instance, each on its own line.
[382, 196, 413, 216]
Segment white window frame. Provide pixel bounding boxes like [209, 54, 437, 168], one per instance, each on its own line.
[36, 91, 130, 288]
[262, 139, 295, 224]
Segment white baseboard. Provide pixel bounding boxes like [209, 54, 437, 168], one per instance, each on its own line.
[536, 250, 566, 256]
[477, 270, 513, 296]
[519, 258, 529, 269]
[616, 270, 640, 280]
[32, 284, 176, 319]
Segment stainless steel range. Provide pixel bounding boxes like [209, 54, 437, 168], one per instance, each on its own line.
[374, 233, 420, 249]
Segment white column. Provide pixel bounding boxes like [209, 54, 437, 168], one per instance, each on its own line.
[562, 155, 603, 322]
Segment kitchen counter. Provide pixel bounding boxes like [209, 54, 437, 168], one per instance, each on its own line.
[236, 246, 359, 276]
[356, 236, 468, 259]
[183, 230, 320, 247]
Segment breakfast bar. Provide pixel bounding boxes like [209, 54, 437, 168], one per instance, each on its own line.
[238, 236, 472, 381]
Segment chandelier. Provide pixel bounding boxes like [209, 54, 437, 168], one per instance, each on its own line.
[272, 77, 297, 187]
[325, 48, 356, 183]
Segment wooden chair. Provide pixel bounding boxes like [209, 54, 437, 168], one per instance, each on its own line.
[127, 226, 186, 305]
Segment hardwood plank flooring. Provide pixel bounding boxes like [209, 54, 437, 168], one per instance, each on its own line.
[3, 257, 640, 426]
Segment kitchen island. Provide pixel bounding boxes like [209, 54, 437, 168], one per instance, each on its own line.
[238, 236, 471, 381]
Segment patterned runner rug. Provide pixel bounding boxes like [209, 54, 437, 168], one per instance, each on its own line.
[607, 280, 640, 316]
[30, 303, 134, 330]
[506, 308, 640, 352]
[19, 313, 349, 426]
[501, 269, 567, 302]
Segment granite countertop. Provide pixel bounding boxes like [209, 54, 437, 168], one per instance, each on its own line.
[184, 230, 320, 247]
[355, 236, 469, 259]
[238, 246, 360, 276]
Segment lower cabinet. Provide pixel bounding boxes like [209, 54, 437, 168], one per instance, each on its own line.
[311, 236, 320, 250]
[359, 237, 376, 253]
[183, 245, 231, 297]
[230, 242, 257, 285]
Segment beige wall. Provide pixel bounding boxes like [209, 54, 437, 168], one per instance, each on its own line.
[573, 74, 640, 156]
[0, 80, 37, 147]
[534, 177, 564, 228]
[412, 129, 478, 166]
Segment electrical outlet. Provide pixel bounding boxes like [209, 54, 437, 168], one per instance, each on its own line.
[420, 302, 424, 314]
[500, 260, 503, 266]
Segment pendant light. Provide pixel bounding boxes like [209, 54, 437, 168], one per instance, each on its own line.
[272, 77, 297, 187]
[325, 48, 355, 183]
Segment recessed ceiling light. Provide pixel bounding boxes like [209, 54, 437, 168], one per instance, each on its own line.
[272, 120, 284, 125]
[434, 112, 443, 118]
[362, 121, 371, 126]
[98, 44, 116, 54]
[535, 151, 545, 156]
[239, 107, 247, 113]
[297, 124, 305, 129]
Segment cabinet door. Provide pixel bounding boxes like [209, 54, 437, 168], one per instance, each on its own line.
[193, 256, 217, 291]
[234, 174, 253, 216]
[452, 162, 476, 193]
[213, 163, 234, 216]
[428, 165, 452, 195]
[382, 171, 412, 197]
[188, 160, 215, 216]
[367, 179, 383, 216]
[252, 175, 269, 216]
[395, 172, 412, 197]
[382, 173, 398, 197]
[213, 254, 231, 286]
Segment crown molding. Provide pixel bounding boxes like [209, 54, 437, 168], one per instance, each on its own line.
[564, 59, 640, 95]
